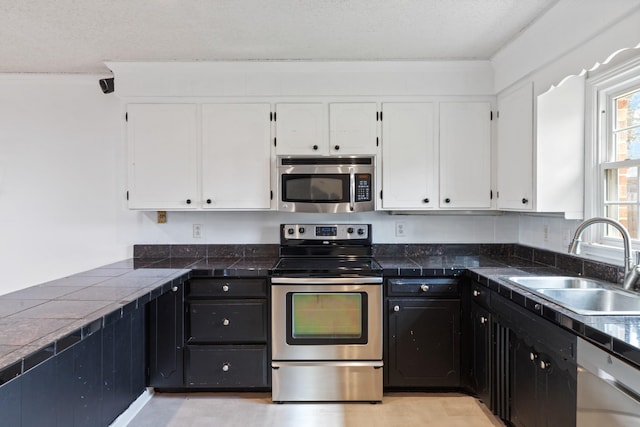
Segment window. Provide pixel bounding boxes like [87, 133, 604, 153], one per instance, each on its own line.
[589, 55, 640, 252]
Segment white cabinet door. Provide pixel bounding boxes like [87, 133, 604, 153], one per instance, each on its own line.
[497, 82, 533, 210]
[127, 104, 198, 209]
[275, 103, 325, 155]
[439, 102, 492, 209]
[329, 103, 378, 155]
[381, 103, 437, 210]
[201, 104, 272, 209]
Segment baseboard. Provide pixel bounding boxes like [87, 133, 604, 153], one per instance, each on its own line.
[108, 387, 154, 427]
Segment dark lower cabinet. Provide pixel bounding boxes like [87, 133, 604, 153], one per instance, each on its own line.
[185, 345, 269, 387]
[183, 277, 270, 389]
[147, 282, 184, 389]
[492, 290, 577, 427]
[0, 302, 147, 427]
[469, 301, 492, 406]
[385, 277, 461, 388]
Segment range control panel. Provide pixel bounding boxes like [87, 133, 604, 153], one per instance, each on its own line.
[282, 224, 370, 240]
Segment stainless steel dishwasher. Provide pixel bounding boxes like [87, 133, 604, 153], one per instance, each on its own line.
[577, 338, 640, 426]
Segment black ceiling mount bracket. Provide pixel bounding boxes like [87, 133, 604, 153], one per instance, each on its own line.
[99, 77, 114, 94]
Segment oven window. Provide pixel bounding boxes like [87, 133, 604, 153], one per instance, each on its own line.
[282, 174, 349, 202]
[286, 292, 368, 345]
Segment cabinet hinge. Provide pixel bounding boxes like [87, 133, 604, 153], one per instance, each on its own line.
[126, 191, 129, 201]
[273, 112, 276, 121]
[270, 190, 273, 200]
[376, 111, 379, 121]
[273, 137, 277, 147]
[490, 190, 493, 200]
[379, 111, 383, 121]
[490, 111, 493, 121]
[270, 112, 273, 121]
[376, 137, 379, 147]
[380, 190, 383, 200]
[125, 112, 128, 122]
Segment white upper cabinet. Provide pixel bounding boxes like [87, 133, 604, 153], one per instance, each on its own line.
[381, 103, 437, 210]
[275, 102, 378, 156]
[496, 82, 534, 211]
[439, 102, 492, 209]
[201, 104, 272, 210]
[329, 103, 378, 155]
[127, 104, 199, 210]
[274, 103, 325, 155]
[496, 79, 584, 219]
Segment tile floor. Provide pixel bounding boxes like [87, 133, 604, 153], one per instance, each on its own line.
[127, 392, 504, 427]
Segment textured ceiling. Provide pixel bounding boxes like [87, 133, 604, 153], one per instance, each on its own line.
[0, 0, 559, 74]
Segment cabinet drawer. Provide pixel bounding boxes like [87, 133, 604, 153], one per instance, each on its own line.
[387, 278, 460, 297]
[187, 278, 267, 298]
[187, 300, 267, 343]
[185, 345, 269, 388]
[470, 282, 491, 308]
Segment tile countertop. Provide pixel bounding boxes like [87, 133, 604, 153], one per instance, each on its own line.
[2, 245, 640, 385]
[0, 259, 192, 382]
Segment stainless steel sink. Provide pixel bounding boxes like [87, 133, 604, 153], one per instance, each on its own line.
[504, 276, 640, 315]
[537, 288, 640, 315]
[505, 276, 607, 290]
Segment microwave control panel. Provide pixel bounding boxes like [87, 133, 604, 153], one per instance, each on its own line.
[356, 174, 372, 202]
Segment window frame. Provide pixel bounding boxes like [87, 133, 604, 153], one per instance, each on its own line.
[583, 54, 640, 262]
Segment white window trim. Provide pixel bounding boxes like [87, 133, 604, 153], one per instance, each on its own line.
[582, 54, 640, 265]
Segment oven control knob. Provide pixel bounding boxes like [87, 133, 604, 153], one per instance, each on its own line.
[357, 228, 365, 235]
[287, 228, 294, 235]
[347, 227, 354, 234]
[298, 227, 305, 234]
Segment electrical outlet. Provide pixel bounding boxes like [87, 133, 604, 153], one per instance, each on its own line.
[543, 225, 549, 242]
[193, 224, 203, 239]
[395, 221, 406, 237]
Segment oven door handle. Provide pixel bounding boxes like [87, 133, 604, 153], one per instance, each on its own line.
[349, 167, 355, 212]
[271, 277, 383, 285]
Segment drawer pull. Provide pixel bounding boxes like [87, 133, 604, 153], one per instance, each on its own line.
[420, 284, 430, 292]
[222, 363, 230, 372]
[222, 284, 230, 292]
[222, 318, 230, 326]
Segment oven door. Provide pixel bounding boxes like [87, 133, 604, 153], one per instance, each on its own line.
[271, 278, 382, 361]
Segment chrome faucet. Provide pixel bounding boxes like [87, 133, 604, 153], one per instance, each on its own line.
[568, 217, 639, 291]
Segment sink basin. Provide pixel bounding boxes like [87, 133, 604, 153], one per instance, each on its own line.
[537, 288, 640, 315]
[503, 276, 640, 315]
[505, 276, 607, 290]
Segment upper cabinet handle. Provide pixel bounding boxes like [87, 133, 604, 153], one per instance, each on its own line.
[522, 198, 528, 204]
[186, 199, 192, 204]
[445, 198, 451, 204]
[312, 145, 319, 150]
[334, 145, 340, 151]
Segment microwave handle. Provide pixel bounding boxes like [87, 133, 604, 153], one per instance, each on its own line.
[349, 168, 355, 211]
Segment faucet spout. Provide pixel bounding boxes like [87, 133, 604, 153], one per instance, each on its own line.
[568, 217, 637, 290]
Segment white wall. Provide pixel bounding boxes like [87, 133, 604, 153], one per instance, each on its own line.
[0, 75, 139, 294]
[0, 74, 520, 295]
[136, 210, 518, 245]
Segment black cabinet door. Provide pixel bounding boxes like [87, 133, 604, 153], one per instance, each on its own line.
[147, 285, 184, 388]
[387, 298, 460, 387]
[509, 332, 541, 427]
[469, 302, 491, 406]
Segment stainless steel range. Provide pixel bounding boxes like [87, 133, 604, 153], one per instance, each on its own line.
[271, 223, 383, 403]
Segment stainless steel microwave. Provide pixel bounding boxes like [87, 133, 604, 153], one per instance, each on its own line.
[277, 157, 375, 213]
